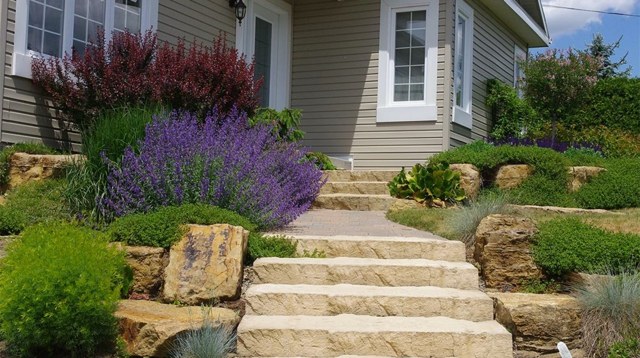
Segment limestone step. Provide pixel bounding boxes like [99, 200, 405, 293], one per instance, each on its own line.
[237, 314, 513, 357]
[313, 194, 396, 211]
[252, 257, 479, 290]
[287, 235, 465, 261]
[245, 283, 494, 321]
[324, 170, 398, 183]
[320, 181, 390, 195]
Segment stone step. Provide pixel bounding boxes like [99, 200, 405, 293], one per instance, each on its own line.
[324, 170, 398, 183]
[313, 194, 396, 211]
[245, 284, 494, 321]
[252, 257, 479, 290]
[287, 235, 465, 261]
[320, 181, 390, 195]
[237, 314, 513, 357]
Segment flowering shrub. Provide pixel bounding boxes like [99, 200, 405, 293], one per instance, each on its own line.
[32, 31, 260, 130]
[100, 108, 324, 229]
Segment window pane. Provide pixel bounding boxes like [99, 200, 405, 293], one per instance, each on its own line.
[88, 0, 105, 22]
[410, 84, 424, 101]
[74, 0, 104, 55]
[126, 11, 141, 33]
[46, 0, 63, 9]
[28, 2, 44, 27]
[74, 17, 87, 40]
[411, 28, 426, 47]
[44, 7, 63, 33]
[412, 11, 426, 29]
[455, 14, 467, 107]
[114, 7, 125, 30]
[27, 27, 43, 52]
[395, 48, 410, 66]
[73, 40, 86, 55]
[114, 0, 142, 33]
[75, 0, 87, 17]
[411, 47, 425, 65]
[395, 30, 410, 48]
[410, 66, 424, 83]
[396, 12, 411, 30]
[87, 20, 101, 42]
[254, 17, 273, 107]
[395, 66, 409, 84]
[28, 0, 64, 55]
[394, 10, 427, 102]
[394, 85, 409, 102]
[43, 32, 61, 56]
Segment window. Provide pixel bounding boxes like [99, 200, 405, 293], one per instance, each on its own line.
[514, 46, 527, 97]
[452, 0, 473, 129]
[377, 0, 439, 123]
[12, 0, 158, 78]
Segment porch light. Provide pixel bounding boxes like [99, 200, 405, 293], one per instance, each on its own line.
[229, 0, 247, 25]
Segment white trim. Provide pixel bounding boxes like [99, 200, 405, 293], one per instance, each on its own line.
[452, 0, 474, 129]
[376, 0, 438, 123]
[235, 0, 292, 110]
[504, 0, 549, 44]
[12, 0, 159, 78]
[513, 45, 526, 93]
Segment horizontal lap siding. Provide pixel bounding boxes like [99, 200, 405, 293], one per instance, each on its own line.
[157, 0, 235, 45]
[450, 0, 527, 146]
[293, 0, 447, 170]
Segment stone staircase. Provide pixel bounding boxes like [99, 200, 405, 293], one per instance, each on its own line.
[313, 170, 398, 211]
[237, 235, 513, 357]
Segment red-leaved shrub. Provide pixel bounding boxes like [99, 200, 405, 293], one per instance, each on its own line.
[32, 31, 260, 130]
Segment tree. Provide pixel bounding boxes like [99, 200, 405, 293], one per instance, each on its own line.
[586, 33, 631, 79]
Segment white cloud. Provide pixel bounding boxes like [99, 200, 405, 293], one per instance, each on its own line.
[542, 0, 639, 39]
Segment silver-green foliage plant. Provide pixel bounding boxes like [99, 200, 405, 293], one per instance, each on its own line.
[169, 321, 236, 358]
[577, 272, 640, 358]
[448, 192, 513, 245]
[388, 163, 466, 205]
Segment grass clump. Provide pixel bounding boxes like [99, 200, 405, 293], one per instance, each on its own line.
[533, 218, 640, 277]
[386, 207, 455, 239]
[609, 338, 640, 358]
[0, 180, 68, 235]
[577, 273, 640, 358]
[448, 192, 513, 244]
[0, 142, 59, 187]
[169, 320, 236, 358]
[0, 222, 126, 357]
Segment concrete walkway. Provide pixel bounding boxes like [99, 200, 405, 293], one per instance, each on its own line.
[269, 209, 439, 238]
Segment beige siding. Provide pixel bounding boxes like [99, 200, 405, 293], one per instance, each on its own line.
[157, 0, 235, 45]
[293, 0, 449, 169]
[450, 0, 528, 146]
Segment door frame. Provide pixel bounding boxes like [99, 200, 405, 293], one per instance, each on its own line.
[235, 0, 292, 110]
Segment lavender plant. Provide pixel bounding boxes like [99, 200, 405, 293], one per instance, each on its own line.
[100, 108, 324, 229]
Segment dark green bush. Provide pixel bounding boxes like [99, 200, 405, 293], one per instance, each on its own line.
[0, 142, 59, 187]
[108, 204, 257, 248]
[575, 158, 640, 209]
[609, 338, 640, 358]
[533, 218, 640, 277]
[486, 79, 541, 140]
[246, 235, 298, 265]
[0, 180, 68, 235]
[306, 152, 337, 170]
[249, 107, 305, 142]
[574, 77, 640, 134]
[0, 222, 126, 357]
[509, 174, 576, 207]
[563, 147, 606, 166]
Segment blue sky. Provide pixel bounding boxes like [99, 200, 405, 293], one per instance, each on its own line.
[537, 0, 640, 77]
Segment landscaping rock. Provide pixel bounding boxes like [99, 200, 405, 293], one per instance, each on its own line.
[490, 292, 583, 357]
[494, 164, 533, 189]
[124, 246, 168, 297]
[450, 164, 481, 199]
[474, 215, 542, 289]
[509, 204, 611, 214]
[387, 198, 424, 212]
[568, 166, 606, 192]
[7, 152, 84, 190]
[116, 299, 238, 358]
[162, 224, 249, 304]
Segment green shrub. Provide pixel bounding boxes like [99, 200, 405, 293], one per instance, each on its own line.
[563, 147, 605, 166]
[577, 273, 640, 358]
[0, 180, 68, 235]
[609, 338, 640, 358]
[0, 142, 59, 187]
[509, 174, 576, 207]
[306, 152, 337, 170]
[0, 222, 126, 357]
[575, 77, 640, 135]
[65, 106, 162, 222]
[108, 204, 257, 248]
[449, 192, 513, 244]
[170, 320, 236, 358]
[388, 163, 466, 205]
[533, 218, 640, 277]
[485, 79, 541, 140]
[249, 107, 305, 142]
[575, 158, 640, 210]
[246, 235, 298, 265]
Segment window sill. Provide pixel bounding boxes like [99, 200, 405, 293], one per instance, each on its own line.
[12, 52, 35, 79]
[377, 104, 437, 123]
[452, 106, 472, 129]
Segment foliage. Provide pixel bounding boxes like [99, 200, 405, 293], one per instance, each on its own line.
[249, 108, 305, 142]
[563, 147, 605, 167]
[169, 320, 236, 358]
[32, 31, 260, 129]
[388, 163, 466, 205]
[306, 152, 337, 170]
[609, 338, 640, 358]
[586, 33, 631, 79]
[518, 278, 560, 294]
[576, 78, 640, 135]
[100, 109, 324, 229]
[448, 192, 513, 245]
[246, 235, 298, 265]
[577, 273, 640, 358]
[65, 106, 162, 222]
[0, 142, 59, 187]
[0, 180, 68, 235]
[108, 204, 257, 248]
[575, 158, 640, 210]
[533, 219, 640, 277]
[508, 174, 577, 207]
[0, 222, 126, 357]
[485, 79, 541, 141]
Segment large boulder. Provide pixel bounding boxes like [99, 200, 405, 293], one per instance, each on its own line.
[490, 292, 583, 357]
[494, 164, 533, 189]
[116, 299, 239, 357]
[162, 224, 249, 304]
[568, 166, 606, 192]
[449, 164, 482, 199]
[124, 246, 168, 297]
[7, 152, 84, 190]
[474, 214, 542, 289]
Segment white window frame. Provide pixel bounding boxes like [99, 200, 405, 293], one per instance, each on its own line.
[12, 0, 158, 78]
[452, 0, 474, 129]
[377, 0, 439, 123]
[514, 45, 527, 97]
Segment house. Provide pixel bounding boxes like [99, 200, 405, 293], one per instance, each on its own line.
[0, 0, 549, 169]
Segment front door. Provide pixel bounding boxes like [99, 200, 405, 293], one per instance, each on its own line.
[236, 0, 291, 110]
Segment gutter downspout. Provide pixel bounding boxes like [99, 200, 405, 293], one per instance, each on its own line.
[0, 0, 7, 142]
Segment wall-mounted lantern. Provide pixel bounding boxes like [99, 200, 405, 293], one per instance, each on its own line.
[229, 0, 247, 25]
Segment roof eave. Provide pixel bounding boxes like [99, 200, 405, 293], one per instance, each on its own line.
[479, 0, 551, 47]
